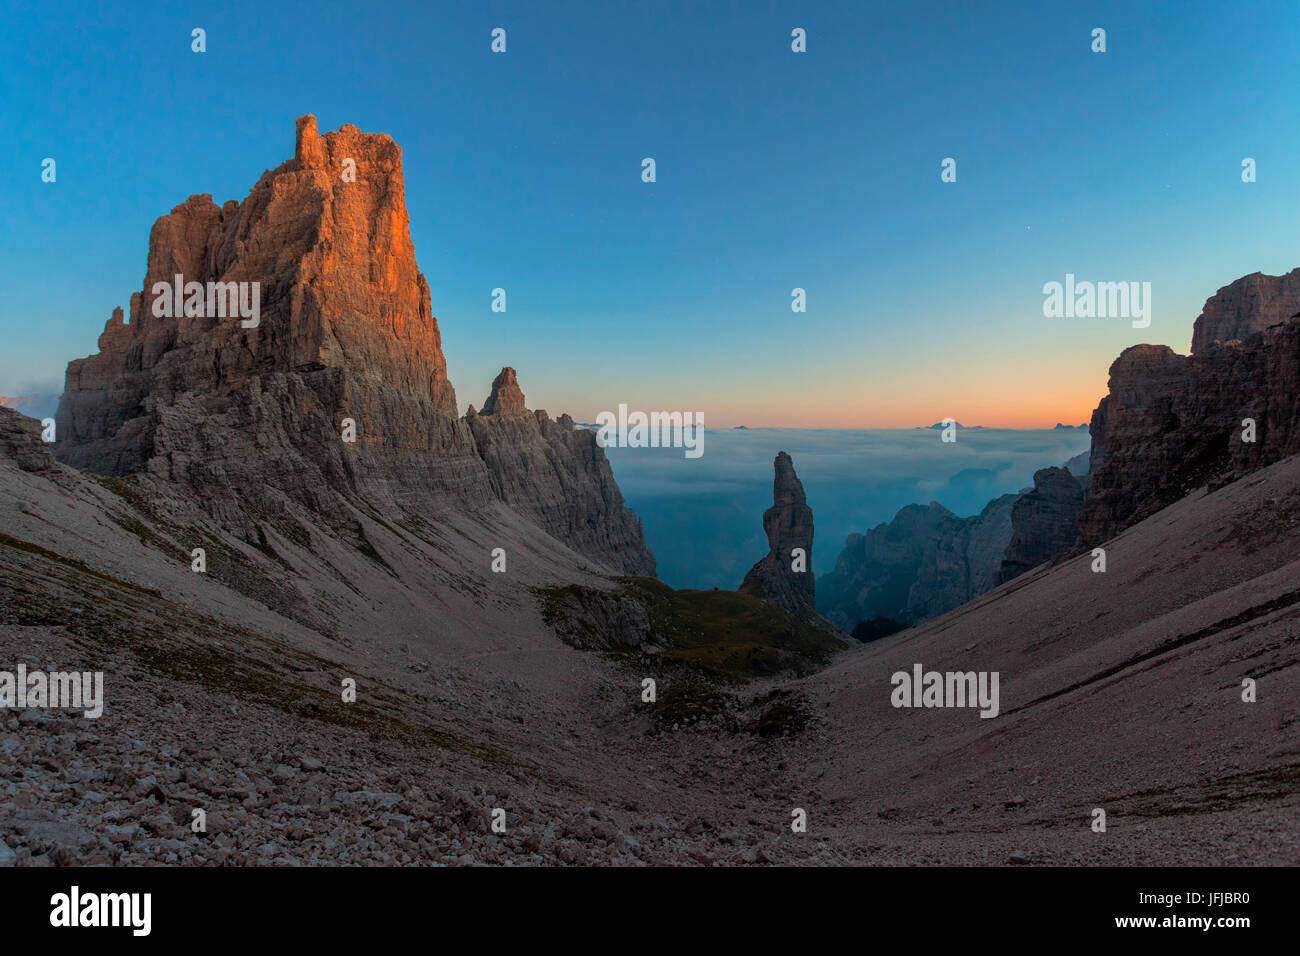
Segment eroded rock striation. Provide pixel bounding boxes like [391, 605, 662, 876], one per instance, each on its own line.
[0, 407, 57, 474]
[469, 376, 655, 577]
[1080, 274, 1300, 546]
[817, 495, 1017, 631]
[818, 444, 1092, 632]
[996, 467, 1084, 584]
[1190, 269, 1300, 353]
[741, 452, 817, 617]
[54, 115, 653, 576]
[479, 367, 527, 416]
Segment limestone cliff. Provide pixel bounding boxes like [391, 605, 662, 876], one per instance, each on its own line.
[817, 494, 1016, 631]
[468, 370, 655, 576]
[740, 452, 817, 618]
[0, 407, 56, 474]
[1190, 269, 1300, 353]
[1080, 286, 1300, 546]
[995, 467, 1084, 584]
[53, 116, 654, 577]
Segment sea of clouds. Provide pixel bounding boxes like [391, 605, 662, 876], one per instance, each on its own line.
[603, 427, 1093, 591]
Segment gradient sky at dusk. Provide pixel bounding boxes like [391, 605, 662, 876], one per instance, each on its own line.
[3, 0, 1299, 426]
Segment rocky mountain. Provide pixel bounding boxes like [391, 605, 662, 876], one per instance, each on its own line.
[4, 118, 1297, 866]
[53, 115, 653, 577]
[908, 493, 1019, 617]
[1063, 450, 1090, 488]
[0, 406, 57, 475]
[819, 503, 962, 630]
[826, 267, 1300, 635]
[995, 467, 1084, 584]
[8, 114, 1297, 871]
[1079, 273, 1300, 546]
[811, 446, 1300, 866]
[817, 494, 1017, 630]
[6, 390, 1297, 865]
[845, 269, 1300, 610]
[818, 449, 1090, 632]
[468, 369, 654, 575]
[1189, 268, 1300, 353]
[739, 452, 817, 618]
[540, 450, 843, 666]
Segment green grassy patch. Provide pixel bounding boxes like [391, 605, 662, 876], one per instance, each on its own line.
[538, 575, 844, 681]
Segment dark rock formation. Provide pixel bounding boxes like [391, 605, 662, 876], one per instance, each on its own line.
[823, 268, 1300, 624]
[996, 467, 1084, 584]
[1191, 269, 1300, 353]
[849, 616, 906, 643]
[819, 503, 956, 630]
[52, 116, 654, 576]
[909, 493, 1018, 618]
[1063, 450, 1090, 489]
[817, 494, 1016, 630]
[469, 395, 655, 576]
[1079, 310, 1300, 546]
[740, 452, 816, 617]
[541, 585, 653, 650]
[0, 408, 57, 474]
[480, 367, 527, 416]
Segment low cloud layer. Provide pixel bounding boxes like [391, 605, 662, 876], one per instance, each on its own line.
[604, 427, 1092, 590]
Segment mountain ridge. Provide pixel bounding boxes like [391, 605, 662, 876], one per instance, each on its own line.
[53, 115, 654, 578]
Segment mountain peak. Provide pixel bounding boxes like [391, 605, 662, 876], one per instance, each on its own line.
[741, 451, 816, 617]
[1192, 268, 1300, 353]
[481, 367, 527, 415]
[294, 113, 319, 161]
[57, 114, 459, 478]
[49, 116, 654, 576]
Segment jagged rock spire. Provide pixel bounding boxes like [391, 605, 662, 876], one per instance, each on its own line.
[48, 116, 656, 577]
[57, 113, 459, 477]
[741, 451, 815, 616]
[481, 367, 526, 415]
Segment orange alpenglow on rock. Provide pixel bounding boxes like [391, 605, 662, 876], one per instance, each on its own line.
[53, 115, 655, 576]
[60, 113, 459, 477]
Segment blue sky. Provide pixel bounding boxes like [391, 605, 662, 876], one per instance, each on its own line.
[3, 0, 1298, 425]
